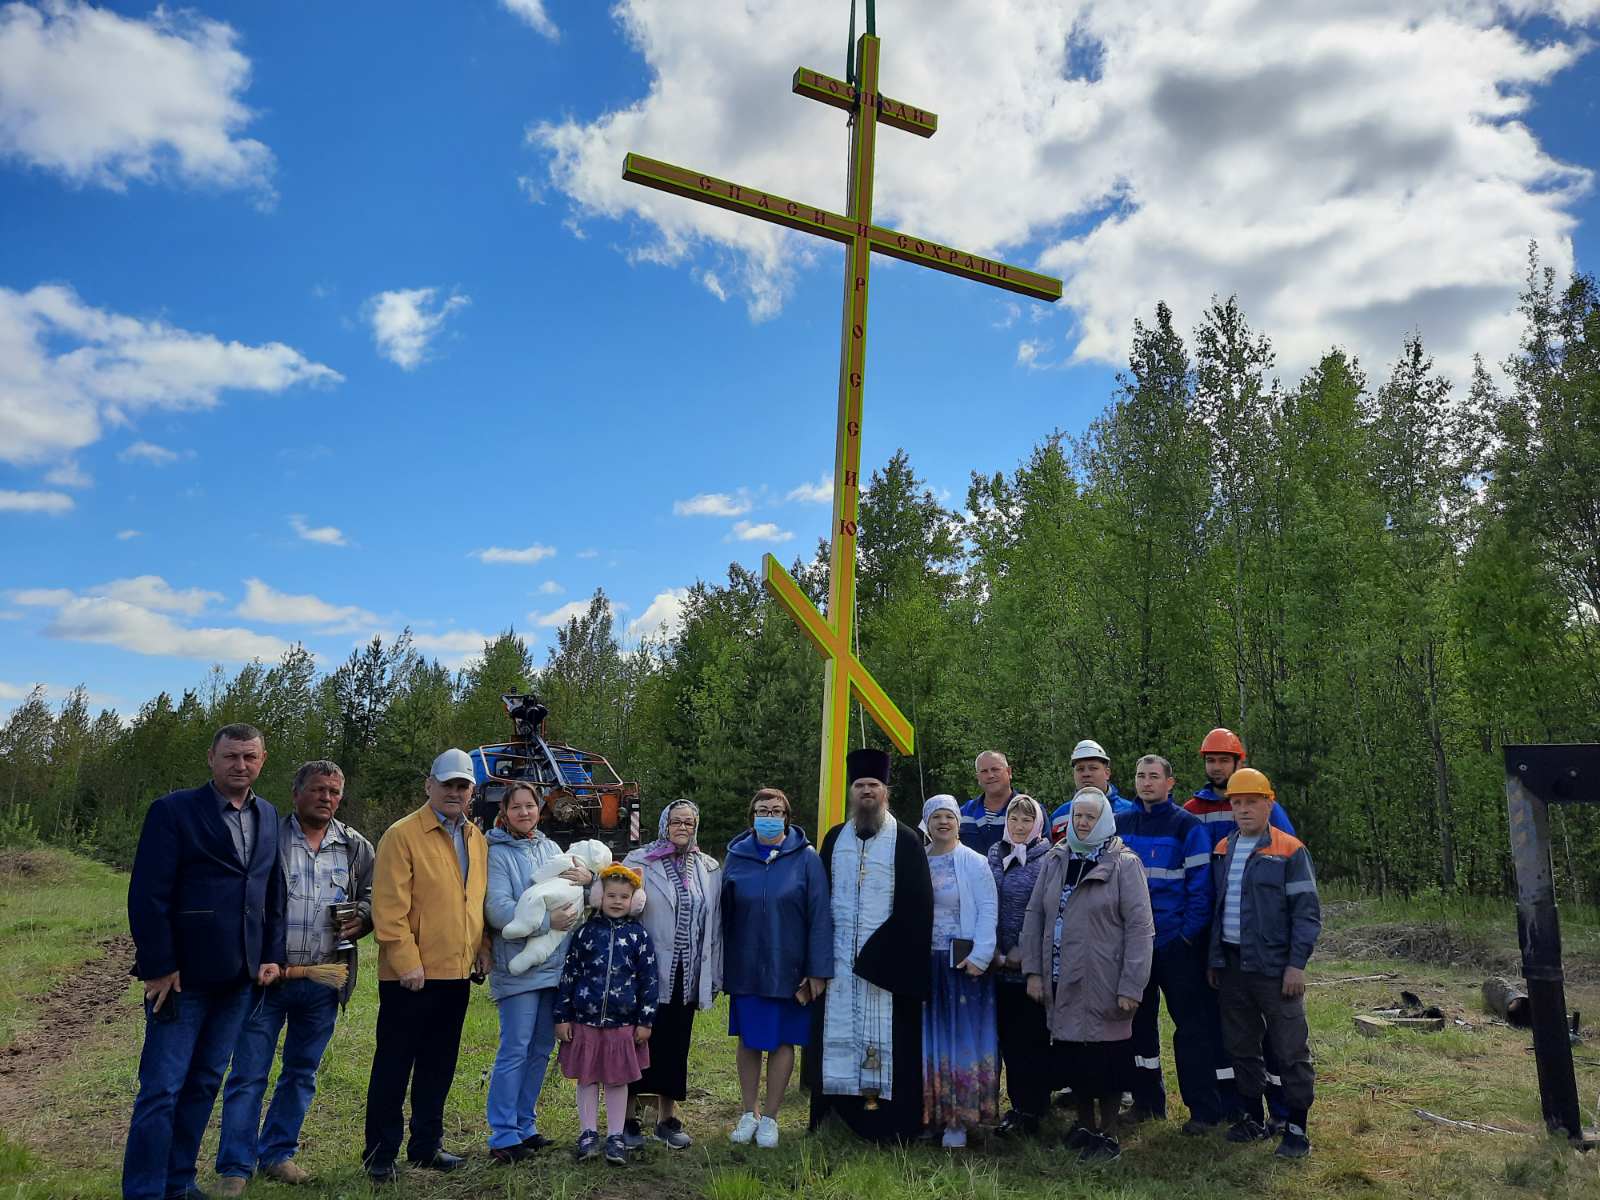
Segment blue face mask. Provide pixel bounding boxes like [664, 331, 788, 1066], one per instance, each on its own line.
[753, 816, 786, 842]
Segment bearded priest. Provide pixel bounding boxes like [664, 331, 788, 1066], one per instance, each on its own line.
[806, 747, 934, 1142]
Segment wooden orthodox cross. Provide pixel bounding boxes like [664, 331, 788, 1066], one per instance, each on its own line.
[623, 31, 1061, 833]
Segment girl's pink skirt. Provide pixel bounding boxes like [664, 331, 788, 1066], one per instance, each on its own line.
[558, 1024, 650, 1086]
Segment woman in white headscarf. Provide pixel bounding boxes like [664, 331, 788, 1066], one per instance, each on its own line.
[622, 799, 722, 1149]
[986, 794, 1049, 1137]
[919, 794, 1000, 1149]
[1020, 787, 1153, 1164]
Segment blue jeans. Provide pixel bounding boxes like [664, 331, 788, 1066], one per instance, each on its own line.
[485, 988, 557, 1149]
[123, 981, 254, 1200]
[215, 978, 339, 1177]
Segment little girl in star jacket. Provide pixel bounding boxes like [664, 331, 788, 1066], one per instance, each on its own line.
[555, 865, 659, 1165]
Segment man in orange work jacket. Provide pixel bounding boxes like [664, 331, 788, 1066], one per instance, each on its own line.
[362, 748, 490, 1184]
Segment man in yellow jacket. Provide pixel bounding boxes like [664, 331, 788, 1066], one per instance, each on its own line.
[362, 748, 490, 1183]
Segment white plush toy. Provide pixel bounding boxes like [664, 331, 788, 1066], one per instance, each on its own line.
[502, 839, 614, 974]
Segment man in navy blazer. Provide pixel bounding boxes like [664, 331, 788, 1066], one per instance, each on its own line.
[123, 723, 286, 1200]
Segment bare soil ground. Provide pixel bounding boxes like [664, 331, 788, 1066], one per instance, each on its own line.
[0, 934, 134, 1135]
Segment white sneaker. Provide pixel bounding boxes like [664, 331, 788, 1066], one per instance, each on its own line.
[755, 1116, 780, 1148]
[730, 1111, 759, 1144]
[941, 1127, 967, 1149]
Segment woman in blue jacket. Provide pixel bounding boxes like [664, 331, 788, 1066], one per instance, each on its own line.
[482, 783, 594, 1163]
[719, 787, 833, 1149]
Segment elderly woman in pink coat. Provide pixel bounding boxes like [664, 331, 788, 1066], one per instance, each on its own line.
[1020, 787, 1153, 1163]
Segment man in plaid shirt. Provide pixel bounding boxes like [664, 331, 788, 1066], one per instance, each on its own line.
[214, 761, 376, 1192]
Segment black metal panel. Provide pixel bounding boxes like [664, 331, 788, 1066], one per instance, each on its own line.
[1505, 743, 1600, 806]
[1504, 745, 1592, 1141]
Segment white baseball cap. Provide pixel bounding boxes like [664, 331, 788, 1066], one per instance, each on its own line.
[430, 748, 476, 783]
[1071, 739, 1110, 764]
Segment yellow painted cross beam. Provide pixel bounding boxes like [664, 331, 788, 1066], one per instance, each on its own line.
[623, 33, 1061, 832]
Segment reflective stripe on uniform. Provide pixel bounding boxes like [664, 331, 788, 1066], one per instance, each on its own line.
[1145, 867, 1185, 880]
[1133, 1055, 1162, 1070]
[1286, 880, 1316, 895]
[1184, 852, 1210, 869]
[1215, 1067, 1235, 1080]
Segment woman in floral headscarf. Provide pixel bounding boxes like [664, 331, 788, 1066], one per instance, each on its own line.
[986, 793, 1050, 1137]
[621, 800, 722, 1150]
[1021, 787, 1153, 1164]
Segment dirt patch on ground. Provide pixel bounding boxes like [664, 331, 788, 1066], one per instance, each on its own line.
[1321, 922, 1528, 977]
[0, 850, 71, 883]
[0, 934, 134, 1128]
[1318, 919, 1600, 988]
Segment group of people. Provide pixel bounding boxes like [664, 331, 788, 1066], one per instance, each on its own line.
[957, 736, 1318, 1165]
[120, 721, 1321, 1200]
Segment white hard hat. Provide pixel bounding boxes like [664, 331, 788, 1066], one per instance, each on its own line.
[1071, 739, 1110, 764]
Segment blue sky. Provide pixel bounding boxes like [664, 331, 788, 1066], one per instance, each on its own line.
[2, 0, 1598, 719]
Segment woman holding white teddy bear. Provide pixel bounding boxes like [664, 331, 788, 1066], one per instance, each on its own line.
[482, 783, 596, 1164]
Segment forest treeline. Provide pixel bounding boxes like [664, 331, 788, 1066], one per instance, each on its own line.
[4, 252, 1598, 898]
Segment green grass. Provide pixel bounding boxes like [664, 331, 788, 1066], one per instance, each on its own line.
[0, 846, 127, 1046]
[1, 850, 1598, 1198]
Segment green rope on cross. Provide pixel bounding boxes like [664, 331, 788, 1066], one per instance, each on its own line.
[847, 1, 878, 81]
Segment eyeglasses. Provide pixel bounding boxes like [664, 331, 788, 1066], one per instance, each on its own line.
[666, 818, 698, 829]
[752, 808, 787, 818]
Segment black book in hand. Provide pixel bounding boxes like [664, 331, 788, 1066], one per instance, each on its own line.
[949, 938, 974, 969]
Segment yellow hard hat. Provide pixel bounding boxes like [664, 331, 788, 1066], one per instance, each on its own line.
[1224, 767, 1275, 801]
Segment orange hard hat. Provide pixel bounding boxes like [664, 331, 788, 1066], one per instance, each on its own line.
[1224, 767, 1275, 800]
[1200, 728, 1247, 760]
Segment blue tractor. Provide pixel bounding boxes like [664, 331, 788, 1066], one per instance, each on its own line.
[468, 693, 643, 857]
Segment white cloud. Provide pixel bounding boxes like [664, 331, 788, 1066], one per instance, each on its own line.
[0, 283, 340, 466]
[785, 474, 832, 504]
[536, 580, 565, 595]
[0, 488, 71, 514]
[13, 575, 218, 614]
[12, 577, 288, 661]
[12, 587, 72, 605]
[356, 628, 495, 670]
[673, 490, 752, 517]
[474, 543, 557, 565]
[501, 0, 559, 39]
[11, 576, 294, 662]
[698, 270, 728, 302]
[44, 459, 89, 486]
[627, 587, 689, 641]
[575, 548, 599, 559]
[531, 597, 627, 628]
[290, 514, 347, 546]
[119, 439, 182, 465]
[237, 578, 375, 630]
[1016, 338, 1049, 369]
[533, 599, 593, 628]
[530, 0, 1597, 379]
[407, 629, 497, 670]
[0, 1, 273, 193]
[41, 596, 288, 661]
[95, 575, 218, 615]
[727, 520, 793, 543]
[366, 287, 470, 370]
[115, 528, 141, 540]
